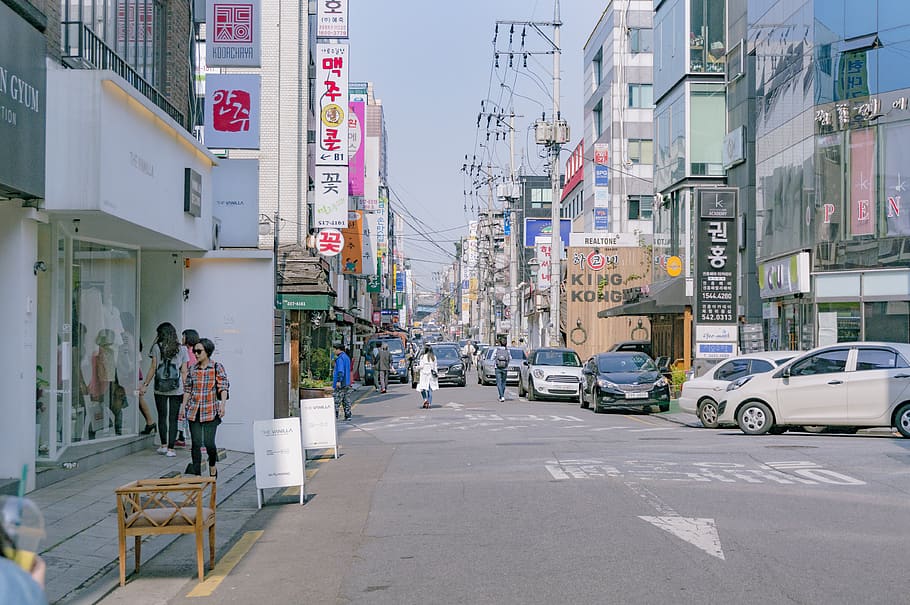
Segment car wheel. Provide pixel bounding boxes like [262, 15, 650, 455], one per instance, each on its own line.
[518, 380, 526, 397]
[802, 425, 826, 433]
[895, 403, 910, 438]
[737, 401, 774, 435]
[697, 399, 720, 429]
[527, 379, 536, 401]
[592, 389, 602, 413]
[579, 388, 588, 409]
[658, 402, 670, 413]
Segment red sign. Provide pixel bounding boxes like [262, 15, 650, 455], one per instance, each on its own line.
[316, 229, 344, 256]
[850, 128, 875, 236]
[586, 251, 606, 271]
[594, 144, 609, 166]
[214, 4, 253, 43]
[372, 311, 381, 325]
[212, 89, 251, 132]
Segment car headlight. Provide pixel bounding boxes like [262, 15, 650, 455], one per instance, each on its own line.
[726, 375, 754, 391]
[365, 362, 372, 369]
[596, 378, 620, 390]
[398, 359, 407, 368]
[532, 368, 545, 379]
[450, 363, 463, 372]
[654, 377, 669, 388]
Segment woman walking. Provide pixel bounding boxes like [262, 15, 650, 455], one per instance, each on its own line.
[140, 323, 188, 457]
[416, 345, 438, 409]
[182, 338, 229, 478]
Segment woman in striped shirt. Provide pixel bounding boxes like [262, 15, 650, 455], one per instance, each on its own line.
[182, 338, 230, 478]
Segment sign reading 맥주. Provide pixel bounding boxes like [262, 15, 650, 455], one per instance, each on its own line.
[206, 0, 261, 67]
[253, 417, 304, 508]
[316, 44, 349, 165]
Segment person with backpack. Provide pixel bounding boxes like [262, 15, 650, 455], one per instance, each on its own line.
[140, 322, 188, 458]
[494, 336, 511, 402]
[182, 338, 230, 478]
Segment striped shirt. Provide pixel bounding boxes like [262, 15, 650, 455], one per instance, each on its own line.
[184, 361, 230, 422]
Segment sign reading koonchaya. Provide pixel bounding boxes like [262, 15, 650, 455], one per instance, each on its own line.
[696, 189, 738, 324]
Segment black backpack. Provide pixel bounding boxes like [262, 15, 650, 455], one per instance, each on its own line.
[495, 347, 511, 369]
[155, 350, 180, 392]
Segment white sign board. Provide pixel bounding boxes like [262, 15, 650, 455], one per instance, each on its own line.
[301, 396, 338, 453]
[695, 324, 738, 342]
[316, 0, 348, 38]
[206, 0, 261, 67]
[569, 232, 640, 248]
[253, 417, 305, 507]
[314, 165, 349, 228]
[213, 159, 259, 247]
[204, 74, 261, 149]
[316, 43, 349, 165]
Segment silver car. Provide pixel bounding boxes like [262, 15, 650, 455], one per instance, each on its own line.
[478, 347, 526, 385]
[519, 348, 583, 401]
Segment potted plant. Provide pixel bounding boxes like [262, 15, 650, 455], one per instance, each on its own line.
[299, 376, 333, 400]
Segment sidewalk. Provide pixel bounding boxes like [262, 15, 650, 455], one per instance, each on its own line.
[30, 445, 255, 604]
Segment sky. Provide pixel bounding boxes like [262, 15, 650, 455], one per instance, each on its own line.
[348, 1, 606, 290]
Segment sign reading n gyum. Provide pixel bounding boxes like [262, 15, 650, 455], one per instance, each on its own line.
[206, 0, 261, 67]
[316, 0, 348, 38]
[696, 188, 738, 325]
[316, 43, 349, 166]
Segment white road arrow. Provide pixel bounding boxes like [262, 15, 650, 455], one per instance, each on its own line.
[443, 402, 464, 409]
[639, 516, 725, 560]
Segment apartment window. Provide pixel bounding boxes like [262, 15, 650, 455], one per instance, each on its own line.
[628, 139, 654, 165]
[531, 188, 553, 209]
[630, 28, 653, 53]
[628, 195, 654, 220]
[593, 49, 603, 87]
[629, 84, 654, 108]
[593, 100, 604, 138]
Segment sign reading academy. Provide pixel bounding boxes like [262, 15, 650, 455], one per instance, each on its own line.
[696, 188, 737, 324]
[0, 1, 45, 198]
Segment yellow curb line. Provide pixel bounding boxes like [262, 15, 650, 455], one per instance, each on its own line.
[624, 414, 660, 426]
[186, 530, 264, 597]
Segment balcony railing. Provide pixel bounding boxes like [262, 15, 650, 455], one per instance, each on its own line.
[60, 21, 187, 130]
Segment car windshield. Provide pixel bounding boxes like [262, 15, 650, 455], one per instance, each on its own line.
[598, 353, 656, 373]
[433, 347, 460, 360]
[533, 350, 581, 367]
[510, 348, 526, 360]
[372, 340, 403, 354]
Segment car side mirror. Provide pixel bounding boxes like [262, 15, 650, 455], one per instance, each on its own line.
[523, 360, 529, 366]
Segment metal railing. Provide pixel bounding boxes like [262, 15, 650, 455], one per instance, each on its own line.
[60, 21, 187, 130]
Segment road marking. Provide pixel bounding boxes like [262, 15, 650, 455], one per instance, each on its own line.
[628, 427, 675, 433]
[639, 516, 725, 560]
[187, 530, 264, 597]
[624, 415, 657, 426]
[443, 402, 464, 409]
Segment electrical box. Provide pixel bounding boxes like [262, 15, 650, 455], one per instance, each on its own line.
[534, 120, 552, 145]
[554, 120, 570, 145]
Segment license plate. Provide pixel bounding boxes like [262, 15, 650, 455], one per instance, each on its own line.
[625, 391, 648, 399]
[438, 369, 447, 375]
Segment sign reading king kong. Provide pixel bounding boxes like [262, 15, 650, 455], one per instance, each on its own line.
[316, 43, 349, 166]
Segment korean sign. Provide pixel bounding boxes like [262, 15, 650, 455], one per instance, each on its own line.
[316, 0, 348, 38]
[314, 165, 348, 228]
[316, 229, 344, 257]
[341, 210, 363, 274]
[696, 189, 737, 324]
[204, 74, 260, 149]
[206, 0, 261, 67]
[316, 43, 348, 166]
[535, 236, 552, 291]
[348, 100, 364, 195]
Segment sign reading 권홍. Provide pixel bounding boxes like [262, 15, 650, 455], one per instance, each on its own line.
[253, 417, 305, 507]
[206, 0, 261, 67]
[696, 188, 738, 324]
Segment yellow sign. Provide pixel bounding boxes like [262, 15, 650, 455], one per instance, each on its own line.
[666, 256, 683, 277]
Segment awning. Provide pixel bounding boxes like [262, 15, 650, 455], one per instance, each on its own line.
[597, 277, 690, 318]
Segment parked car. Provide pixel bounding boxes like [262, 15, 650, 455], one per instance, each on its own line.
[579, 352, 670, 413]
[679, 351, 799, 428]
[430, 344, 467, 387]
[718, 342, 910, 437]
[519, 348, 583, 401]
[478, 346, 526, 385]
[608, 340, 653, 357]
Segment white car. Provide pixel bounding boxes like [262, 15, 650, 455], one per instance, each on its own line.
[718, 342, 910, 436]
[518, 348, 583, 401]
[680, 351, 799, 428]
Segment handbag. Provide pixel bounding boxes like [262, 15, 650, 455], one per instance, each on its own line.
[431, 369, 438, 378]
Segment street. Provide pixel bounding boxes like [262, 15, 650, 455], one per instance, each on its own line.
[97, 371, 910, 605]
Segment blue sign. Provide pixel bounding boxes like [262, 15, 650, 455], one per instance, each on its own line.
[594, 165, 610, 187]
[395, 272, 405, 292]
[593, 207, 609, 231]
[524, 218, 572, 248]
[504, 214, 511, 236]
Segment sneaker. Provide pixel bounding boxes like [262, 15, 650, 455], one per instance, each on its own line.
[174, 440, 186, 448]
[165, 450, 177, 457]
[156, 446, 168, 454]
[499, 397, 505, 402]
[344, 416, 352, 422]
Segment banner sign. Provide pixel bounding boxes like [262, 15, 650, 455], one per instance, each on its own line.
[341, 210, 363, 274]
[316, 43, 349, 165]
[524, 218, 571, 248]
[348, 100, 365, 195]
[569, 232, 638, 248]
[316, 0, 348, 38]
[696, 188, 738, 324]
[593, 207, 609, 231]
[213, 159, 259, 247]
[594, 143, 609, 165]
[316, 228, 344, 257]
[206, 0, 261, 67]
[314, 165, 348, 228]
[204, 74, 260, 149]
[536, 236, 552, 291]
[594, 164, 610, 187]
[253, 418, 304, 507]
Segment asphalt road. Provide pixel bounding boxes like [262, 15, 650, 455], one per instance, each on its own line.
[98, 371, 910, 604]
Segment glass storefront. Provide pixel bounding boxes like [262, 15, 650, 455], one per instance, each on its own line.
[36, 225, 139, 459]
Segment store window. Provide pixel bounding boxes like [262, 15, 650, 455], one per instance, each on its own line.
[629, 84, 654, 108]
[864, 301, 910, 343]
[628, 139, 654, 165]
[817, 302, 861, 345]
[690, 83, 726, 176]
[628, 195, 654, 220]
[531, 187, 552, 209]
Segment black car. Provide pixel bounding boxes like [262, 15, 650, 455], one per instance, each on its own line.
[580, 352, 670, 413]
[410, 344, 466, 387]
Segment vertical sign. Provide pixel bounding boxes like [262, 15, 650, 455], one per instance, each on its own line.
[594, 143, 609, 166]
[376, 189, 388, 259]
[348, 100, 365, 195]
[341, 210, 363, 274]
[850, 128, 875, 236]
[696, 189, 738, 324]
[206, 0, 261, 67]
[213, 159, 259, 247]
[204, 74, 261, 149]
[884, 122, 910, 236]
[316, 0, 348, 38]
[536, 236, 552, 291]
[316, 44, 349, 166]
[314, 165, 348, 228]
[593, 207, 609, 231]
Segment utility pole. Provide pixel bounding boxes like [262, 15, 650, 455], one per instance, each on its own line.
[549, 1, 562, 347]
[508, 111, 519, 344]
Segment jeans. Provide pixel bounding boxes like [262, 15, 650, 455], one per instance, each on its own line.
[188, 419, 219, 475]
[495, 368, 508, 399]
[378, 370, 389, 391]
[334, 385, 352, 418]
[420, 387, 433, 405]
[154, 394, 182, 448]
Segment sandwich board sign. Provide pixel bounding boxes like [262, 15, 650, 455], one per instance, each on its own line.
[253, 417, 305, 508]
[300, 396, 339, 458]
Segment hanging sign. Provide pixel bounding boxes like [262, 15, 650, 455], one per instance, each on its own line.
[314, 165, 348, 228]
[206, 0, 261, 67]
[696, 188, 738, 324]
[316, 43, 349, 165]
[316, 229, 344, 256]
[316, 0, 348, 38]
[204, 74, 260, 149]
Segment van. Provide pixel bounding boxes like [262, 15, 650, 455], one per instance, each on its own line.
[608, 340, 653, 358]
